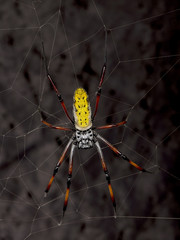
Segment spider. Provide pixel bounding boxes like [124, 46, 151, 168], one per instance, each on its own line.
[40, 30, 149, 217]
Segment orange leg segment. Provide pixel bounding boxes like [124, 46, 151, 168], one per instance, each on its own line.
[63, 144, 75, 217]
[41, 38, 74, 124]
[95, 141, 116, 212]
[44, 138, 73, 196]
[97, 134, 151, 173]
[42, 119, 73, 131]
[95, 120, 127, 130]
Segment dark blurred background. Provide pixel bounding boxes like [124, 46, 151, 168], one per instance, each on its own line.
[0, 0, 180, 239]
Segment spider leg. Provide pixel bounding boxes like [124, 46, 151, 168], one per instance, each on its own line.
[44, 138, 74, 196]
[92, 28, 107, 121]
[95, 141, 116, 213]
[63, 143, 75, 217]
[97, 134, 151, 173]
[39, 109, 73, 131]
[40, 36, 74, 124]
[95, 120, 127, 130]
[92, 63, 106, 121]
[41, 119, 73, 131]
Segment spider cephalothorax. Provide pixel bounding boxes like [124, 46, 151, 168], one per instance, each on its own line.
[40, 30, 149, 218]
[75, 128, 94, 149]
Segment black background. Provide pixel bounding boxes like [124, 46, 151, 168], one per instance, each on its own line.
[0, 0, 180, 239]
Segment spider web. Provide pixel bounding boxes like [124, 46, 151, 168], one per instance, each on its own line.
[0, 0, 180, 239]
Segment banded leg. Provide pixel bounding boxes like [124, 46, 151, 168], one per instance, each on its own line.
[63, 144, 75, 217]
[92, 29, 107, 121]
[39, 109, 73, 131]
[95, 120, 127, 130]
[45, 138, 73, 196]
[41, 37, 74, 124]
[95, 141, 116, 213]
[42, 119, 73, 131]
[97, 134, 151, 173]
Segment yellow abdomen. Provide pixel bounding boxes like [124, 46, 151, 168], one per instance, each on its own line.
[73, 88, 92, 130]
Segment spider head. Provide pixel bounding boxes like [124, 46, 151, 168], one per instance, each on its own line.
[73, 88, 92, 130]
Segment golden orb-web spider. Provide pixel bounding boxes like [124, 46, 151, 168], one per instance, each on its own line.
[40, 29, 149, 217]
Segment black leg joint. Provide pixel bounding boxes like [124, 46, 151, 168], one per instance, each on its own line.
[121, 154, 129, 161]
[97, 87, 101, 95]
[67, 174, 72, 188]
[53, 166, 59, 176]
[58, 94, 63, 102]
[63, 205, 67, 214]
[105, 170, 110, 183]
